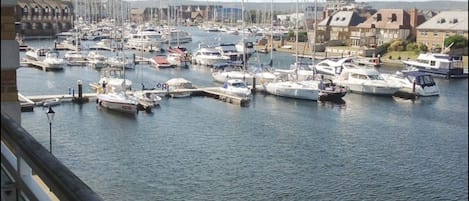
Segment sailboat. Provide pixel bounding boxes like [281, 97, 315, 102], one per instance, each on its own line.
[166, 5, 192, 67]
[211, 0, 276, 86]
[97, 10, 139, 114]
[262, 0, 321, 101]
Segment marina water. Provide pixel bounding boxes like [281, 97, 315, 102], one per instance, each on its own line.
[19, 27, 468, 200]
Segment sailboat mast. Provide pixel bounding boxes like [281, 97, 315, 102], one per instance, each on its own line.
[270, 0, 273, 67]
[242, 0, 246, 71]
[294, 0, 300, 80]
[295, 0, 299, 66]
[313, 0, 317, 65]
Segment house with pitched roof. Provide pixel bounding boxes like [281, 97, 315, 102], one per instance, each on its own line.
[416, 11, 468, 52]
[317, 10, 366, 45]
[350, 8, 423, 48]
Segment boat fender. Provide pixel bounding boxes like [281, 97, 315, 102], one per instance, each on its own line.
[156, 83, 162, 89]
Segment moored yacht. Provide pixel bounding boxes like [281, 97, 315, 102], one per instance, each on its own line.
[191, 47, 230, 66]
[87, 51, 108, 69]
[382, 71, 440, 97]
[219, 79, 252, 100]
[336, 67, 401, 96]
[126, 28, 165, 52]
[402, 52, 466, 78]
[42, 50, 65, 71]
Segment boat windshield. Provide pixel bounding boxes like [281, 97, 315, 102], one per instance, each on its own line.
[232, 82, 247, 88]
[368, 74, 384, 80]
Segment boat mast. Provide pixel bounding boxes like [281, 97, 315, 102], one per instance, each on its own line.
[269, 0, 273, 67]
[295, 0, 299, 80]
[242, 0, 246, 71]
[313, 0, 317, 65]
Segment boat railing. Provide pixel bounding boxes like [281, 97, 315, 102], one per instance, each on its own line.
[1, 112, 104, 201]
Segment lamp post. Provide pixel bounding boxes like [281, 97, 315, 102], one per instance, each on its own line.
[46, 106, 55, 154]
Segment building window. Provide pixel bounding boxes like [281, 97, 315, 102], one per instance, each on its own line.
[34, 6, 39, 16]
[376, 13, 382, 21]
[23, 6, 28, 16]
[433, 32, 438, 36]
[44, 7, 49, 16]
[391, 13, 397, 22]
[55, 7, 60, 16]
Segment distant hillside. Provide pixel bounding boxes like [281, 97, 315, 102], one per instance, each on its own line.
[128, 1, 468, 12]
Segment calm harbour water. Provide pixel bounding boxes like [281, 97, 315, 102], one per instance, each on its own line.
[18, 27, 468, 200]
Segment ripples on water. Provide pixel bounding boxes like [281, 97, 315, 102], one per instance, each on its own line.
[19, 27, 468, 200]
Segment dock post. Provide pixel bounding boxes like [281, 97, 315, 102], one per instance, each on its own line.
[252, 77, 256, 93]
[78, 80, 83, 98]
[72, 80, 89, 104]
[133, 53, 136, 65]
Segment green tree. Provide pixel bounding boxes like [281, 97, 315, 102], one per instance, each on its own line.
[389, 39, 407, 51]
[419, 43, 428, 52]
[406, 42, 420, 53]
[444, 35, 468, 49]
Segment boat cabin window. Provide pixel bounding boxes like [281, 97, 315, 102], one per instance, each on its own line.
[430, 60, 436, 66]
[351, 73, 367, 80]
[368, 74, 383, 80]
[422, 75, 435, 85]
[232, 82, 247, 88]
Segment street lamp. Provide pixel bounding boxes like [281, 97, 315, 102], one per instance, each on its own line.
[46, 106, 55, 154]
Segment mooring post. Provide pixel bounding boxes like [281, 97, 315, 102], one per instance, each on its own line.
[252, 77, 256, 92]
[73, 80, 89, 104]
[78, 80, 83, 98]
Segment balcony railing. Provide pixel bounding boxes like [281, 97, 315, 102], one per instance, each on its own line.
[1, 112, 103, 201]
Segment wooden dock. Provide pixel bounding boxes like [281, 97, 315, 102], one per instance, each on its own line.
[18, 93, 35, 112]
[20, 59, 60, 71]
[19, 84, 251, 112]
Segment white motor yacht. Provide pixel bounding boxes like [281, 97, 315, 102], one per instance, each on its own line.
[87, 51, 108, 69]
[97, 92, 139, 114]
[382, 71, 440, 97]
[64, 51, 86, 66]
[402, 52, 466, 78]
[191, 47, 230, 66]
[336, 67, 401, 96]
[126, 28, 165, 52]
[42, 51, 64, 71]
[220, 79, 252, 100]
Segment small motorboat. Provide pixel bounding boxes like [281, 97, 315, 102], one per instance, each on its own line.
[219, 79, 252, 100]
[318, 79, 347, 101]
[151, 56, 173, 68]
